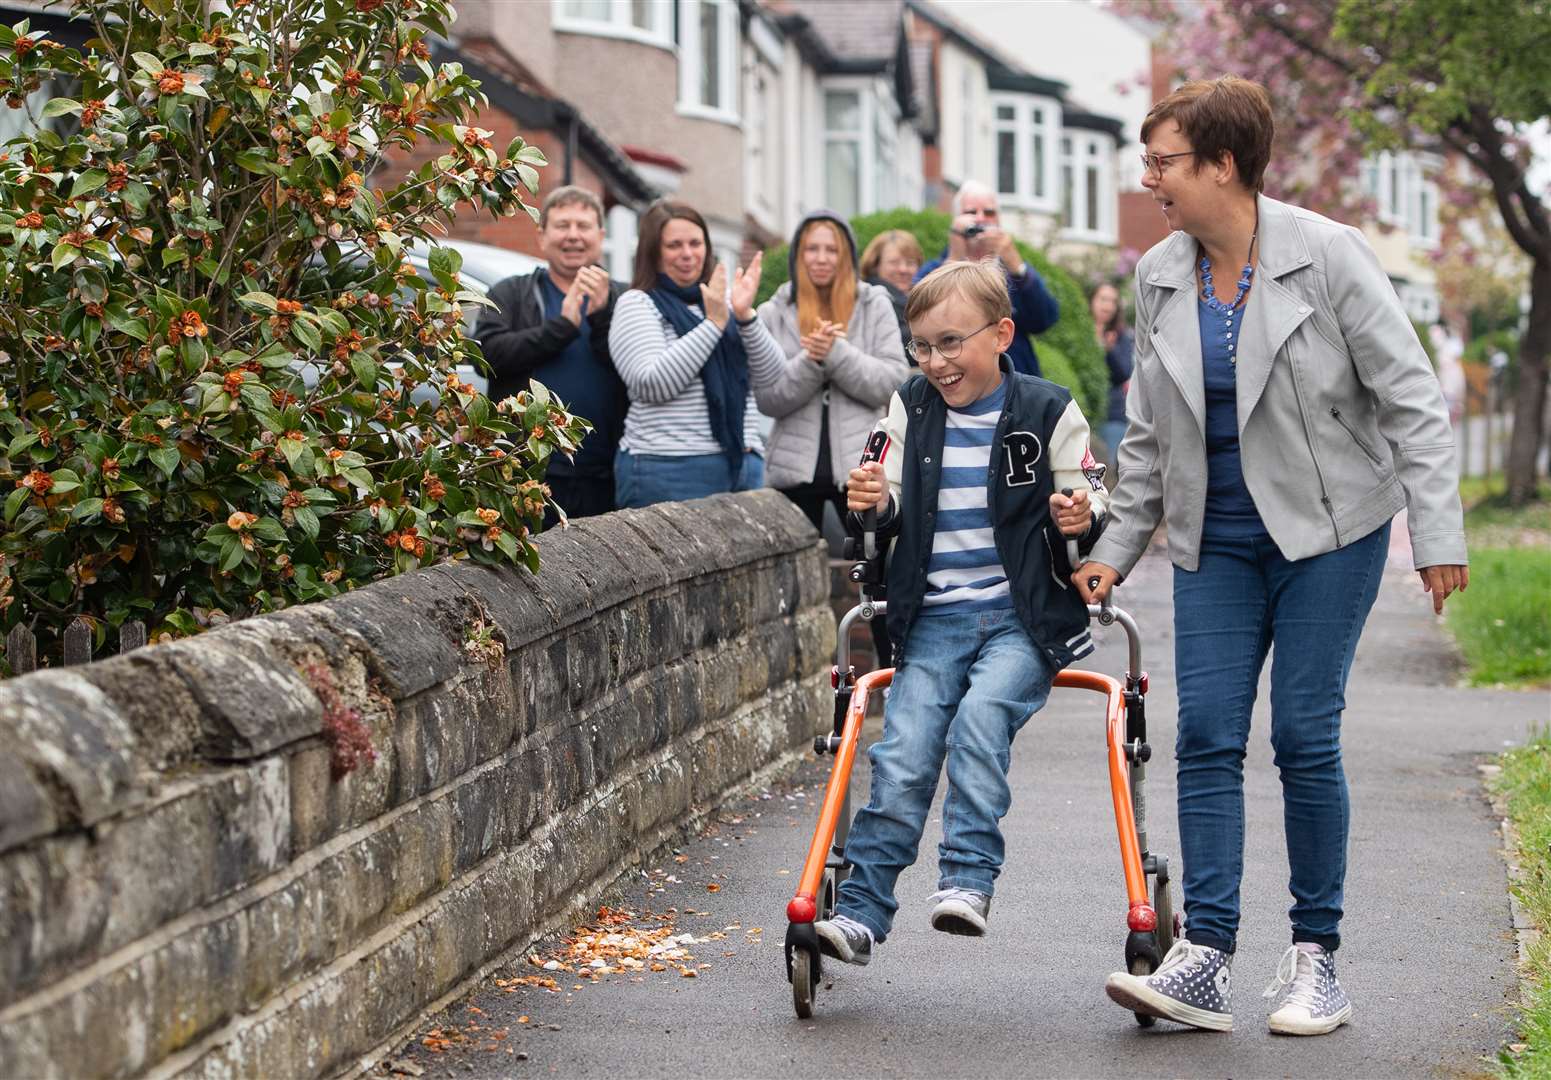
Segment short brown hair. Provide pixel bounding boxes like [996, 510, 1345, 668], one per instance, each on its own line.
[631, 200, 714, 291]
[1140, 76, 1274, 192]
[859, 229, 924, 280]
[905, 258, 1011, 327]
[539, 185, 605, 228]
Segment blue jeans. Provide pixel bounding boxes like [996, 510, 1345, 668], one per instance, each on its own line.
[1173, 522, 1389, 954]
[835, 608, 1053, 942]
[613, 449, 764, 509]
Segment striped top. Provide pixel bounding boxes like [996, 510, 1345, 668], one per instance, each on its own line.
[922, 377, 1010, 612]
[609, 289, 785, 457]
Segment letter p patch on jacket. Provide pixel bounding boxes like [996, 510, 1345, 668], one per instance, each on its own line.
[1003, 430, 1042, 486]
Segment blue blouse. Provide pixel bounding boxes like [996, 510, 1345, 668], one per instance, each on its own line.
[1199, 297, 1269, 539]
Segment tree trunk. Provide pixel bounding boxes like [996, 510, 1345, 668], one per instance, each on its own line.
[1505, 258, 1550, 505]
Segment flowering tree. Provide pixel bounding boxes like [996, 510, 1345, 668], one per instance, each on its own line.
[1115, 0, 1549, 504]
[0, 0, 587, 665]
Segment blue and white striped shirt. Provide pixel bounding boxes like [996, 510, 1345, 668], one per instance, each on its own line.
[922, 377, 1009, 612]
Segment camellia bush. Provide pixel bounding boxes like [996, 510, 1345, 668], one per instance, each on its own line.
[0, 0, 587, 665]
[755, 207, 1110, 427]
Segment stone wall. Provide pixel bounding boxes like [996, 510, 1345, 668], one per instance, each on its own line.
[0, 491, 833, 1079]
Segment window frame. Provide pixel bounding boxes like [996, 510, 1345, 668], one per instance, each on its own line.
[1058, 131, 1117, 244]
[989, 92, 1061, 214]
[820, 77, 904, 219]
[676, 0, 740, 125]
[551, 0, 674, 50]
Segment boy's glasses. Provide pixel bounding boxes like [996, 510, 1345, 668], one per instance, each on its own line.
[907, 321, 996, 363]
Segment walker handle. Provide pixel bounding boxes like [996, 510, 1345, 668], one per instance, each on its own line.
[1061, 487, 1107, 603]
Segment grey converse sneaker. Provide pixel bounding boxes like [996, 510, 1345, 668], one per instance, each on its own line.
[814, 914, 873, 966]
[1105, 940, 1234, 1031]
[1264, 944, 1352, 1035]
[929, 888, 991, 936]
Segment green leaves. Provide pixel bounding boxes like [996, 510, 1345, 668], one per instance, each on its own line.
[0, 0, 559, 663]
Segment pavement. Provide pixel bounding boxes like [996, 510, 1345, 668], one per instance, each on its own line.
[382, 535, 1546, 1080]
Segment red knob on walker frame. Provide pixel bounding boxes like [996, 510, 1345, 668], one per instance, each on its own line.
[787, 896, 817, 924]
[1127, 903, 1158, 932]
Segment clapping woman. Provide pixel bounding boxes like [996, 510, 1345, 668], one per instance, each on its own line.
[608, 201, 783, 507]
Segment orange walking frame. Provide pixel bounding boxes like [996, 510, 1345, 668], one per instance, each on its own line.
[782, 534, 1179, 1021]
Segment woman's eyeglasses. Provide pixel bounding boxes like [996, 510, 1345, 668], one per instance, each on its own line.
[906, 321, 996, 363]
[1139, 150, 1197, 179]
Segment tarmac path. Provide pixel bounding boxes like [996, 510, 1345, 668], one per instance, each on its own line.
[385, 537, 1542, 1080]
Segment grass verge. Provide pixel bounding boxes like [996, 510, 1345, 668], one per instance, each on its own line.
[1447, 480, 1551, 688]
[1493, 731, 1551, 1078]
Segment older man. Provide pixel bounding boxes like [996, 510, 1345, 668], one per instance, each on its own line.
[474, 186, 626, 522]
[915, 180, 1060, 378]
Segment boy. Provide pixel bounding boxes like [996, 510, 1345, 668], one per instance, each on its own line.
[815, 259, 1107, 965]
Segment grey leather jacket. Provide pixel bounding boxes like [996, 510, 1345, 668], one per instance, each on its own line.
[1089, 195, 1466, 577]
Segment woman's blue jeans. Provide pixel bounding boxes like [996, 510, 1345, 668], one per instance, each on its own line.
[1173, 522, 1389, 954]
[613, 449, 764, 509]
[834, 608, 1053, 942]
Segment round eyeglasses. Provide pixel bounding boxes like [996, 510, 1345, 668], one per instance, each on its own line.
[906, 321, 997, 363]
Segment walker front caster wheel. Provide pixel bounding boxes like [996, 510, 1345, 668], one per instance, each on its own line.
[1127, 956, 1157, 1028]
[791, 946, 819, 1018]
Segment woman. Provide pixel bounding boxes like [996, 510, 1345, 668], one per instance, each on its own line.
[609, 201, 783, 508]
[757, 211, 909, 529]
[1082, 77, 1468, 1037]
[859, 229, 923, 349]
[1089, 281, 1134, 466]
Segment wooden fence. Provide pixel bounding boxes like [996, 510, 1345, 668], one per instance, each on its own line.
[4, 618, 146, 676]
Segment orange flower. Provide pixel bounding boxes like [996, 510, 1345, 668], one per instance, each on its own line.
[341, 69, 363, 94]
[100, 457, 120, 479]
[475, 507, 500, 525]
[227, 511, 258, 530]
[106, 162, 128, 192]
[223, 369, 246, 394]
[81, 99, 106, 126]
[12, 35, 35, 56]
[422, 472, 446, 500]
[332, 330, 363, 360]
[356, 0, 386, 10]
[483, 526, 503, 548]
[41, 334, 66, 352]
[155, 69, 185, 95]
[326, 448, 344, 460]
[84, 302, 104, 319]
[397, 527, 420, 552]
[17, 470, 52, 495]
[179, 311, 208, 337]
[15, 211, 43, 229]
[101, 498, 125, 524]
[276, 300, 303, 315]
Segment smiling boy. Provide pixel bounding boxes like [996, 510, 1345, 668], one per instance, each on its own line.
[813, 259, 1109, 966]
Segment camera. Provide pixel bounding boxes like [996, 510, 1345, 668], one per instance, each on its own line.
[961, 222, 987, 241]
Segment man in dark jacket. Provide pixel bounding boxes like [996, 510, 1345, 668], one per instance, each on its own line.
[473, 186, 626, 523]
[914, 180, 1060, 378]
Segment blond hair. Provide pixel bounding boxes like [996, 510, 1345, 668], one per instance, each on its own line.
[905, 258, 1011, 326]
[859, 229, 924, 280]
[794, 219, 857, 336]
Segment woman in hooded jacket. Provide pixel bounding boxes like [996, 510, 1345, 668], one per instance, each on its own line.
[755, 212, 910, 532]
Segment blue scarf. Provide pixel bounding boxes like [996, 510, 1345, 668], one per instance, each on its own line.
[647, 274, 748, 477]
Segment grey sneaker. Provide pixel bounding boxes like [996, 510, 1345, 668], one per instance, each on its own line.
[1105, 940, 1234, 1031]
[814, 914, 873, 966]
[929, 888, 991, 936]
[1264, 944, 1352, 1035]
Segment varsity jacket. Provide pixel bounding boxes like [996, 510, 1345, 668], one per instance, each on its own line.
[855, 356, 1109, 670]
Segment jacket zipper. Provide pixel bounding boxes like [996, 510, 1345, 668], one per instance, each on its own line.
[1286, 351, 1342, 546]
[1329, 406, 1384, 466]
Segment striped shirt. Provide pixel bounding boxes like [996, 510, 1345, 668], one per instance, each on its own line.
[609, 289, 785, 456]
[922, 377, 1010, 612]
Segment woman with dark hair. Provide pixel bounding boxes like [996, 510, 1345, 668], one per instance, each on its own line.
[1090, 281, 1134, 464]
[1083, 76, 1467, 1036]
[756, 211, 909, 530]
[608, 201, 783, 508]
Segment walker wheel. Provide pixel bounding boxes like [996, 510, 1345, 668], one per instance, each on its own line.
[1128, 956, 1157, 1028]
[791, 946, 818, 1019]
[1154, 874, 1177, 956]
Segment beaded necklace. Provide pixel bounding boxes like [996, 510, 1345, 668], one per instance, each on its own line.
[1198, 223, 1257, 364]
